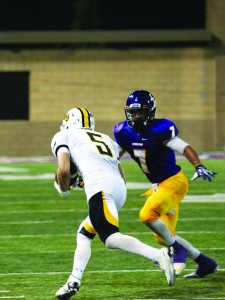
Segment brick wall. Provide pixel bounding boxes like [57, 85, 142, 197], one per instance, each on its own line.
[207, 0, 225, 44]
[207, 0, 225, 150]
[0, 47, 223, 155]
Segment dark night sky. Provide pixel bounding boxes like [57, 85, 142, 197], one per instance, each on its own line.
[0, 0, 206, 31]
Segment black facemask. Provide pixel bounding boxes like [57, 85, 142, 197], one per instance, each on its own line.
[132, 119, 147, 134]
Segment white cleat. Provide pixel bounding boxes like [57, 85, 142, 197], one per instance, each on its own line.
[153, 247, 176, 286]
[56, 275, 80, 300]
[184, 271, 201, 279]
[173, 262, 186, 276]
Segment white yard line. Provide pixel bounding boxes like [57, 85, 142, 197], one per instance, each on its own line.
[0, 217, 220, 225]
[0, 230, 224, 239]
[0, 167, 28, 172]
[0, 268, 224, 277]
[0, 174, 53, 180]
[1, 247, 225, 255]
[0, 297, 25, 299]
[133, 299, 225, 300]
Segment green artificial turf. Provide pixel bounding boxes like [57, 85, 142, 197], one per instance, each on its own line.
[0, 159, 224, 299]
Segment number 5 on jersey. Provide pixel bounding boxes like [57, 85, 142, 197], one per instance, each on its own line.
[87, 132, 113, 157]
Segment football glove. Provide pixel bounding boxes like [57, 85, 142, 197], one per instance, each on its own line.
[76, 176, 84, 189]
[70, 175, 84, 189]
[191, 165, 217, 182]
[54, 181, 70, 197]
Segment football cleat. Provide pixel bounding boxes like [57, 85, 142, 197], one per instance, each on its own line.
[173, 262, 186, 276]
[184, 258, 219, 279]
[56, 275, 80, 299]
[153, 247, 176, 286]
[173, 243, 188, 276]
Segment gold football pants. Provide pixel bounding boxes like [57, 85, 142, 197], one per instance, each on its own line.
[139, 170, 188, 244]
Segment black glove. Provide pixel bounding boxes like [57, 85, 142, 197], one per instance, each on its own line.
[191, 165, 217, 182]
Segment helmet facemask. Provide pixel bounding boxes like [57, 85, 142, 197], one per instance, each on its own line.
[125, 104, 156, 133]
[124, 105, 148, 133]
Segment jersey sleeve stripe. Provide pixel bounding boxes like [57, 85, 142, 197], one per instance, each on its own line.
[55, 144, 69, 156]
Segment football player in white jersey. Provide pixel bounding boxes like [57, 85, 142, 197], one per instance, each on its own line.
[51, 107, 176, 299]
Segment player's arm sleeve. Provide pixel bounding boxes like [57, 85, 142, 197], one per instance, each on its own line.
[51, 132, 69, 157]
[165, 136, 189, 155]
[57, 147, 70, 156]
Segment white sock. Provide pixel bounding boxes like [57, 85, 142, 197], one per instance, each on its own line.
[71, 233, 92, 281]
[176, 235, 200, 260]
[147, 219, 176, 246]
[105, 232, 158, 260]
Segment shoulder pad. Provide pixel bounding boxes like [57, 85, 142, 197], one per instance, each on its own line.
[151, 118, 179, 139]
[114, 121, 127, 134]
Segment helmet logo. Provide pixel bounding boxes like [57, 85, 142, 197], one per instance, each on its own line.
[130, 103, 141, 108]
[64, 114, 69, 121]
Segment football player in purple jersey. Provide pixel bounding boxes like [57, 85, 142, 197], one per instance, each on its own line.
[114, 90, 218, 278]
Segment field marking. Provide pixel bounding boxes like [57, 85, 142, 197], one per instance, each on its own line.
[0, 230, 225, 239]
[133, 299, 225, 300]
[0, 220, 75, 224]
[0, 167, 28, 172]
[0, 216, 222, 225]
[0, 268, 224, 277]
[0, 209, 88, 214]
[133, 297, 225, 300]
[0, 297, 25, 299]
[0, 174, 53, 180]
[1, 247, 225, 255]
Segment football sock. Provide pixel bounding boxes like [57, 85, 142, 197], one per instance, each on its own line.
[105, 232, 158, 260]
[175, 235, 200, 260]
[71, 233, 92, 281]
[195, 253, 208, 264]
[147, 219, 176, 246]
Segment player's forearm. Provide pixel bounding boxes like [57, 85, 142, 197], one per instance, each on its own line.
[183, 145, 201, 167]
[56, 168, 70, 191]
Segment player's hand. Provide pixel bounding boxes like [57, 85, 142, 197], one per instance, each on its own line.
[76, 176, 84, 188]
[54, 181, 70, 196]
[70, 175, 84, 189]
[191, 165, 217, 182]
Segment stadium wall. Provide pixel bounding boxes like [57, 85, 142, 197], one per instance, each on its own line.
[0, 46, 224, 155]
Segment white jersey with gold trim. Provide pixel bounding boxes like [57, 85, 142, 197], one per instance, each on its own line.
[51, 128, 125, 201]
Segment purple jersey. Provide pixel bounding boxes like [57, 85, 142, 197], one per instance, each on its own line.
[114, 118, 181, 183]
